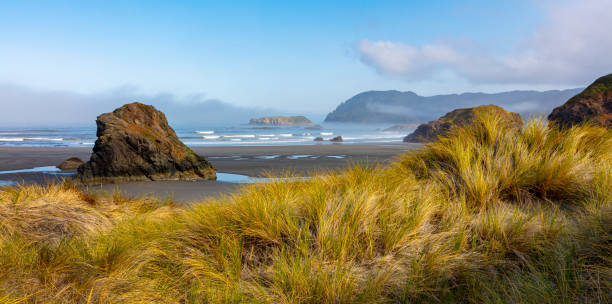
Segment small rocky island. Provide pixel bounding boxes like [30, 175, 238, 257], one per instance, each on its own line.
[548, 73, 612, 128]
[249, 116, 313, 126]
[77, 102, 216, 182]
[404, 105, 522, 143]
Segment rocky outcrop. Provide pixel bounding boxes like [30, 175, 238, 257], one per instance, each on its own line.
[249, 116, 313, 126]
[330, 136, 343, 142]
[404, 105, 523, 143]
[314, 137, 324, 141]
[548, 74, 612, 128]
[57, 157, 84, 171]
[77, 102, 216, 182]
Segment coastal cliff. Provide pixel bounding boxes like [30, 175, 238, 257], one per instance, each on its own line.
[548, 73, 612, 128]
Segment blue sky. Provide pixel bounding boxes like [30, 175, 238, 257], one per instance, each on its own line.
[1, 0, 610, 115]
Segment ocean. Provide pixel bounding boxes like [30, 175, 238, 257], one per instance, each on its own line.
[0, 123, 411, 147]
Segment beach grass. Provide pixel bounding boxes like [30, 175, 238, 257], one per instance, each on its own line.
[0, 117, 610, 303]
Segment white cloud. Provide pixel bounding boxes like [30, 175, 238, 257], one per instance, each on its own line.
[358, 40, 460, 79]
[357, 0, 612, 85]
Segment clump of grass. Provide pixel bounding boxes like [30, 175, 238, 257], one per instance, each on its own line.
[398, 114, 611, 207]
[0, 117, 610, 303]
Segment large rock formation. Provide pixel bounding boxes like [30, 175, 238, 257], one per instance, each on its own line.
[249, 116, 313, 126]
[404, 105, 523, 143]
[77, 102, 216, 182]
[548, 74, 612, 128]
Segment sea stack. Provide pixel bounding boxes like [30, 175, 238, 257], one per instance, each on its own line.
[548, 73, 612, 128]
[77, 102, 216, 182]
[404, 105, 522, 143]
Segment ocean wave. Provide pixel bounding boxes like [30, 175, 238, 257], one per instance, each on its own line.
[24, 137, 63, 141]
[287, 155, 312, 159]
[182, 138, 312, 145]
[256, 155, 280, 159]
[320, 132, 333, 136]
[278, 133, 292, 137]
[0, 138, 24, 142]
[202, 135, 221, 139]
[196, 131, 215, 134]
[223, 134, 256, 138]
[341, 134, 405, 141]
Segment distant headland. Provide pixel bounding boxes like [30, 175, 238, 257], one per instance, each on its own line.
[248, 115, 313, 126]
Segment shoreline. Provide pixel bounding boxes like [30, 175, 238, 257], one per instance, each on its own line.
[0, 143, 419, 202]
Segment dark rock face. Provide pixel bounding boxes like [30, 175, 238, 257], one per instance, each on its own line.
[314, 137, 324, 141]
[58, 157, 84, 171]
[77, 102, 216, 182]
[404, 105, 523, 143]
[548, 74, 612, 128]
[330, 136, 343, 142]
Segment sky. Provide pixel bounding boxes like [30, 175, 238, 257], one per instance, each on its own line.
[1, 0, 611, 125]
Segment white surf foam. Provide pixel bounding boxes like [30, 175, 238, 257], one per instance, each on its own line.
[202, 135, 220, 139]
[256, 155, 280, 159]
[320, 132, 333, 136]
[287, 155, 312, 160]
[24, 137, 63, 141]
[0, 137, 24, 142]
[196, 131, 215, 134]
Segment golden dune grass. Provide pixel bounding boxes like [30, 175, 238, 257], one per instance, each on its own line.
[0, 117, 610, 303]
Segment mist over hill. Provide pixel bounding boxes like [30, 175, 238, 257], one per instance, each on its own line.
[0, 84, 277, 128]
[324, 89, 582, 124]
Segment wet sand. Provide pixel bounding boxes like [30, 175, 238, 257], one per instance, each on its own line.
[0, 143, 419, 202]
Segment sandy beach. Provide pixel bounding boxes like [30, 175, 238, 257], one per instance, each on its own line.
[0, 143, 419, 202]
